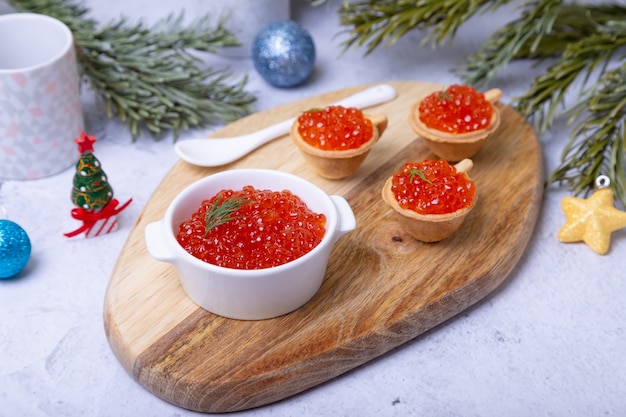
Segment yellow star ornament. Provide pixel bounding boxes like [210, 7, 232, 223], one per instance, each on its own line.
[558, 188, 626, 255]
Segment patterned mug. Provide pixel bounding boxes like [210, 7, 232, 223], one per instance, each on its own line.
[0, 13, 83, 180]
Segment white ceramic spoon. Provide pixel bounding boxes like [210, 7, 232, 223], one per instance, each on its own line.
[174, 84, 398, 167]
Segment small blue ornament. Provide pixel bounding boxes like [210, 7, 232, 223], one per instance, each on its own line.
[0, 219, 31, 279]
[252, 20, 316, 88]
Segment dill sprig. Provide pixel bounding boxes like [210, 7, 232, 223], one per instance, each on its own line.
[204, 196, 250, 236]
[438, 89, 452, 102]
[8, 0, 256, 140]
[409, 169, 432, 184]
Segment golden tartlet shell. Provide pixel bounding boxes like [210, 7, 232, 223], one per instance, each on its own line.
[409, 88, 502, 162]
[382, 159, 476, 242]
[290, 113, 388, 179]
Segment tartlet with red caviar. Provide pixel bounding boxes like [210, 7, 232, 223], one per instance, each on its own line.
[382, 158, 476, 242]
[291, 105, 388, 179]
[409, 84, 502, 161]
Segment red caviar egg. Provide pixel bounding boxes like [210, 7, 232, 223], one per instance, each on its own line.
[391, 160, 475, 215]
[419, 84, 493, 134]
[176, 186, 326, 270]
[297, 105, 374, 150]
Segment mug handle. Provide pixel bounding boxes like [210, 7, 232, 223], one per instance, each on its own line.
[144, 221, 174, 263]
[330, 195, 356, 236]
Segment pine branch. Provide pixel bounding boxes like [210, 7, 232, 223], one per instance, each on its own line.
[549, 63, 626, 207]
[457, 2, 625, 86]
[514, 4, 625, 58]
[8, 0, 256, 140]
[457, 2, 626, 130]
[457, 0, 564, 86]
[455, 1, 626, 205]
[332, 0, 626, 204]
[513, 24, 626, 133]
[76, 15, 255, 139]
[511, 14, 626, 206]
[336, 0, 512, 54]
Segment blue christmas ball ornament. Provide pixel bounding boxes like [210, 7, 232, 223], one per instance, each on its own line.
[252, 20, 316, 88]
[0, 220, 31, 279]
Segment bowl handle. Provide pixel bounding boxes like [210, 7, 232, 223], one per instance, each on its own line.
[330, 195, 356, 237]
[144, 221, 174, 263]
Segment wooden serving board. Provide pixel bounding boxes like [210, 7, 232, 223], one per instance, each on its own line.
[104, 81, 544, 413]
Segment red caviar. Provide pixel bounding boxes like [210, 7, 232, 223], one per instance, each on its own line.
[391, 160, 475, 215]
[176, 186, 326, 270]
[297, 105, 373, 150]
[419, 84, 493, 134]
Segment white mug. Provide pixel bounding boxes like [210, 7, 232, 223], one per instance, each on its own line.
[0, 13, 83, 180]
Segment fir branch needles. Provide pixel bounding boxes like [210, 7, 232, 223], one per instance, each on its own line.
[461, 1, 626, 206]
[334, 0, 626, 206]
[8, 0, 256, 140]
[335, 0, 512, 53]
[550, 64, 626, 207]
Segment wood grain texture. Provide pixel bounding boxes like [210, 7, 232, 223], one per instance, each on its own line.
[103, 81, 544, 413]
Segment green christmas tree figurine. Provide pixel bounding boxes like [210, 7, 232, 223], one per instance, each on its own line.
[65, 132, 132, 238]
[71, 132, 113, 210]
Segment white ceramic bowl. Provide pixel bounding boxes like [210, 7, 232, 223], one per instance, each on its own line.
[145, 169, 356, 320]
